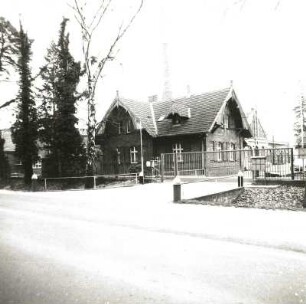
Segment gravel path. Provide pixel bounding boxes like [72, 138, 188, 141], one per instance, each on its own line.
[234, 186, 304, 211]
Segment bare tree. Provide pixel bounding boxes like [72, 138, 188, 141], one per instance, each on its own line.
[71, 0, 144, 178]
[0, 17, 18, 79]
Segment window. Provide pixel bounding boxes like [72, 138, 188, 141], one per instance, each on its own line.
[32, 160, 42, 169]
[211, 141, 217, 161]
[116, 148, 121, 165]
[130, 146, 138, 164]
[118, 122, 123, 134]
[172, 114, 181, 125]
[172, 143, 183, 162]
[229, 143, 235, 161]
[217, 142, 223, 161]
[15, 159, 22, 166]
[126, 119, 132, 133]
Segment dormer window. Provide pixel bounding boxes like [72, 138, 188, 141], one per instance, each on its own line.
[166, 105, 190, 125]
[172, 113, 181, 125]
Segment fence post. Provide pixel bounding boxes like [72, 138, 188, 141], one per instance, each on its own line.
[173, 176, 181, 202]
[303, 185, 306, 208]
[290, 148, 294, 180]
[161, 154, 164, 183]
[93, 175, 96, 189]
[238, 170, 243, 187]
[174, 153, 178, 177]
[44, 178, 47, 191]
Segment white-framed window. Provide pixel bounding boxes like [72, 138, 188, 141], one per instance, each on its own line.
[172, 143, 183, 162]
[229, 143, 235, 161]
[217, 142, 223, 161]
[116, 148, 121, 165]
[32, 160, 42, 169]
[130, 146, 138, 164]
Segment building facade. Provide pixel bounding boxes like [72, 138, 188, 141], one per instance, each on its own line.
[96, 87, 251, 176]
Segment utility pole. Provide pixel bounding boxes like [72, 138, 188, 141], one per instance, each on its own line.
[301, 95, 304, 148]
[139, 120, 144, 184]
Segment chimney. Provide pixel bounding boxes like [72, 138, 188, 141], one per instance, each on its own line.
[186, 84, 191, 98]
[162, 43, 172, 102]
[148, 95, 158, 103]
[187, 108, 191, 118]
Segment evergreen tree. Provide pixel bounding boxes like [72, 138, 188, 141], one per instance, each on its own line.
[11, 24, 38, 185]
[0, 134, 10, 182]
[293, 95, 306, 147]
[38, 18, 85, 177]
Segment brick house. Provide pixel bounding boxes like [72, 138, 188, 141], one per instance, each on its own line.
[0, 129, 43, 177]
[96, 87, 251, 176]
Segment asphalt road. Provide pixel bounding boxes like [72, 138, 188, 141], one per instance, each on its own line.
[0, 188, 306, 304]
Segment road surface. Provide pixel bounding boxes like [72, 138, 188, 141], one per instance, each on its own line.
[0, 186, 306, 303]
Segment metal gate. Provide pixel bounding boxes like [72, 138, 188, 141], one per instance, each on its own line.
[160, 148, 296, 181]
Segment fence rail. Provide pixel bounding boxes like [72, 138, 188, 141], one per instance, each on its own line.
[41, 173, 139, 191]
[160, 148, 303, 181]
[36, 148, 306, 190]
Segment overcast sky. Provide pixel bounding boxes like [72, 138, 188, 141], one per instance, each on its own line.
[1, 0, 306, 144]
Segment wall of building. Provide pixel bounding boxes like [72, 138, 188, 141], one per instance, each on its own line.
[153, 134, 203, 156]
[206, 127, 242, 152]
[205, 127, 244, 176]
[98, 130, 154, 175]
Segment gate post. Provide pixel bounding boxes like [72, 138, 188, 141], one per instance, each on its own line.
[161, 154, 165, 183]
[290, 148, 294, 180]
[173, 176, 181, 202]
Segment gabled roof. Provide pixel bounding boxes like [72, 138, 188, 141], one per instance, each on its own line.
[247, 108, 267, 139]
[154, 87, 234, 136]
[98, 87, 251, 138]
[97, 97, 157, 137]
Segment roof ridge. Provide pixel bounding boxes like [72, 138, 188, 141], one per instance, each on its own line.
[153, 87, 231, 104]
[149, 102, 158, 135]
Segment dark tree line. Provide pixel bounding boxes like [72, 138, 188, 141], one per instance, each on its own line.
[38, 18, 85, 177]
[0, 1, 143, 186]
[11, 24, 38, 185]
[0, 17, 86, 185]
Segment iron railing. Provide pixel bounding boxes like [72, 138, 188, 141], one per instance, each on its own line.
[160, 148, 301, 181]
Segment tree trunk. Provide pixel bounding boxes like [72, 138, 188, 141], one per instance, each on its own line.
[86, 85, 96, 188]
[24, 158, 33, 186]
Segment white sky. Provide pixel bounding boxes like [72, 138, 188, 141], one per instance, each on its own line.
[1, 0, 306, 144]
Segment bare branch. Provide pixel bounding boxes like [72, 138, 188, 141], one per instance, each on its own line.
[71, 0, 144, 175]
[274, 0, 281, 10]
[0, 98, 16, 110]
[90, 0, 112, 35]
[72, 0, 91, 39]
[88, 0, 106, 29]
[93, 0, 144, 83]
